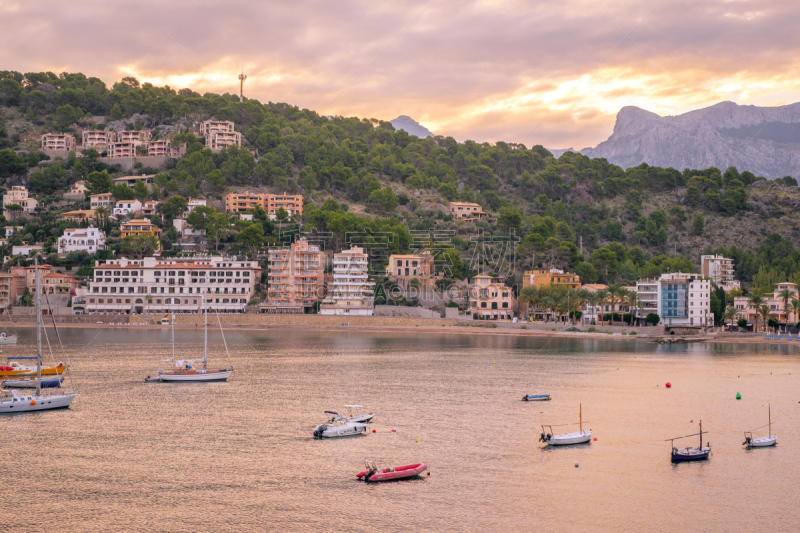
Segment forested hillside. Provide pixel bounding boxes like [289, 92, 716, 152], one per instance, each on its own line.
[1, 70, 800, 296]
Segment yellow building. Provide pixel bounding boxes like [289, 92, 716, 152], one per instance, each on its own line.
[386, 251, 437, 289]
[468, 275, 516, 320]
[449, 201, 487, 221]
[224, 192, 304, 218]
[522, 268, 581, 289]
[60, 209, 96, 222]
[121, 218, 162, 239]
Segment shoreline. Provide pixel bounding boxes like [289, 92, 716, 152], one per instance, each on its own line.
[4, 320, 785, 345]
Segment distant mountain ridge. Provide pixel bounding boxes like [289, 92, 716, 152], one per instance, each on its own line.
[581, 102, 800, 178]
[390, 115, 433, 138]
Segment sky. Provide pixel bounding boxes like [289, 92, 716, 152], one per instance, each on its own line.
[2, 0, 799, 149]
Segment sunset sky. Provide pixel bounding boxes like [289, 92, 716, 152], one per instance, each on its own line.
[2, 0, 798, 149]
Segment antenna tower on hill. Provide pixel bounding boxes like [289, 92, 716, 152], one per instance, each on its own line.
[238, 67, 247, 103]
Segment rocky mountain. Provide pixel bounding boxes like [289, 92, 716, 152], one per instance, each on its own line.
[389, 115, 433, 138]
[581, 102, 800, 178]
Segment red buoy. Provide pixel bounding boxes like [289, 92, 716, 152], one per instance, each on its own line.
[666, 382, 671, 388]
[593, 437, 597, 441]
[372, 429, 376, 433]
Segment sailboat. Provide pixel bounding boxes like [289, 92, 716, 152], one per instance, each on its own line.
[539, 403, 593, 446]
[156, 307, 232, 382]
[667, 420, 710, 462]
[0, 259, 78, 413]
[743, 405, 777, 448]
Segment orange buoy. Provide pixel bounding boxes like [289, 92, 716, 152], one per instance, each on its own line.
[666, 382, 671, 388]
[30, 400, 36, 405]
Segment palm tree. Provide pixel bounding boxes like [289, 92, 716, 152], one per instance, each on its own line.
[607, 283, 623, 326]
[788, 297, 800, 332]
[539, 295, 555, 323]
[624, 291, 640, 327]
[748, 294, 766, 332]
[777, 288, 794, 332]
[758, 304, 772, 333]
[518, 286, 539, 321]
[570, 288, 589, 325]
[594, 289, 608, 326]
[722, 306, 736, 330]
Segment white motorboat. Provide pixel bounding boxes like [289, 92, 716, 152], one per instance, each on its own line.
[0, 260, 78, 414]
[744, 405, 777, 448]
[0, 333, 17, 345]
[339, 405, 374, 424]
[540, 403, 592, 446]
[313, 420, 369, 439]
[154, 307, 233, 383]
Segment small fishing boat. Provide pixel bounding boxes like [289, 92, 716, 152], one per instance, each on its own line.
[523, 394, 551, 402]
[356, 462, 427, 482]
[313, 419, 368, 439]
[540, 403, 592, 446]
[0, 332, 17, 345]
[743, 404, 777, 448]
[667, 420, 710, 462]
[3, 375, 63, 389]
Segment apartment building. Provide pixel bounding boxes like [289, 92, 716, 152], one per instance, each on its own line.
[85, 256, 260, 314]
[701, 254, 740, 291]
[449, 202, 487, 221]
[187, 199, 207, 212]
[522, 268, 581, 289]
[468, 275, 516, 320]
[108, 141, 139, 158]
[386, 251, 437, 290]
[3, 186, 38, 213]
[42, 133, 74, 151]
[121, 218, 162, 239]
[207, 131, 242, 151]
[141, 201, 159, 216]
[82, 130, 116, 148]
[224, 192, 303, 218]
[113, 175, 154, 188]
[265, 193, 303, 218]
[261, 238, 327, 314]
[0, 272, 26, 309]
[90, 192, 114, 210]
[145, 139, 171, 157]
[320, 246, 374, 316]
[113, 200, 143, 217]
[200, 120, 235, 137]
[116, 130, 152, 143]
[733, 282, 798, 330]
[63, 180, 88, 200]
[636, 272, 712, 327]
[58, 226, 106, 254]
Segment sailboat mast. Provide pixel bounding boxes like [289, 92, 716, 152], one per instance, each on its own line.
[171, 312, 175, 365]
[35, 258, 42, 396]
[699, 420, 703, 449]
[203, 303, 208, 370]
[769, 404, 771, 436]
[579, 403, 582, 433]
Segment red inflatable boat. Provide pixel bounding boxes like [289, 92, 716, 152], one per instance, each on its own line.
[356, 462, 427, 482]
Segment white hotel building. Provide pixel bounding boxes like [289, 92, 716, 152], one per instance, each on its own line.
[86, 256, 260, 314]
[636, 272, 712, 327]
[320, 246, 374, 316]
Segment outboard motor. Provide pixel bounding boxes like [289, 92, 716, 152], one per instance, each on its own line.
[523, 395, 529, 401]
[313, 424, 327, 439]
[743, 436, 751, 446]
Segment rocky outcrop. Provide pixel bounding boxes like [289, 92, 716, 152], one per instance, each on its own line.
[390, 115, 433, 138]
[582, 102, 800, 178]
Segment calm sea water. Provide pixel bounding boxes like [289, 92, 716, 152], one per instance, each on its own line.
[2, 327, 799, 532]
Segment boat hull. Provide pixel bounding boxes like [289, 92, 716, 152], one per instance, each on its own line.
[671, 447, 710, 462]
[546, 430, 592, 446]
[357, 463, 427, 482]
[747, 435, 777, 447]
[523, 395, 551, 401]
[314, 422, 368, 438]
[0, 392, 78, 413]
[158, 369, 232, 382]
[0, 365, 66, 377]
[0, 335, 18, 345]
[2, 376, 63, 388]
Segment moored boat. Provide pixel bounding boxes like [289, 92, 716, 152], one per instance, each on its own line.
[313, 419, 368, 439]
[3, 375, 63, 388]
[523, 394, 551, 401]
[356, 462, 427, 482]
[667, 420, 710, 462]
[540, 403, 592, 446]
[743, 404, 777, 448]
[0, 360, 66, 378]
[0, 332, 18, 345]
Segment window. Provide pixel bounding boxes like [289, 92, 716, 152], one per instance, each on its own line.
[481, 302, 487, 308]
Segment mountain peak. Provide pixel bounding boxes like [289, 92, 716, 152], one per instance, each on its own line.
[390, 116, 433, 138]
